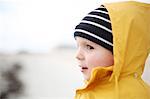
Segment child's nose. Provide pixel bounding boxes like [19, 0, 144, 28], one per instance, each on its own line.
[75, 48, 84, 60]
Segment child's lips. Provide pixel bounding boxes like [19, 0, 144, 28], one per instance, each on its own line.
[79, 65, 88, 72]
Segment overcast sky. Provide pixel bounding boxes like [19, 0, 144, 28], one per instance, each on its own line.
[0, 0, 149, 53]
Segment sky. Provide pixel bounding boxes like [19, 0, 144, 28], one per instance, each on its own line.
[0, 0, 149, 53]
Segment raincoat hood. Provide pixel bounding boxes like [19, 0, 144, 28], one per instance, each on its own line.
[105, 0, 150, 80]
[75, 1, 150, 99]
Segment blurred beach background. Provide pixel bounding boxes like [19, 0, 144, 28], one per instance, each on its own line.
[0, 0, 150, 99]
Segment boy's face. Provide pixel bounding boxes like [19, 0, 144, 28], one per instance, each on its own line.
[75, 37, 114, 80]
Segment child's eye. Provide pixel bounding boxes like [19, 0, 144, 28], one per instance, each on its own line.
[86, 44, 94, 50]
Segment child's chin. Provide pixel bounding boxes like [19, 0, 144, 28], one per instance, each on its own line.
[83, 75, 90, 81]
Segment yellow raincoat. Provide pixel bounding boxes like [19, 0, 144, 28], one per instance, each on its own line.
[74, 1, 150, 99]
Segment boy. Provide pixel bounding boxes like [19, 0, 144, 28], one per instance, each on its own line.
[74, 5, 114, 81]
[74, 1, 150, 99]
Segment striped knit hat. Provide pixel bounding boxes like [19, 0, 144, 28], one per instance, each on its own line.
[74, 5, 113, 53]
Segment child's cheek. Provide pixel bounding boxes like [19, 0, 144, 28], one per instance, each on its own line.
[87, 55, 100, 68]
[89, 54, 107, 68]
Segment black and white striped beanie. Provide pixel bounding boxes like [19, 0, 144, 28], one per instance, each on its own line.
[74, 5, 113, 53]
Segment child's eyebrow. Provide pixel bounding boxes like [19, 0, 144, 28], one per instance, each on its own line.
[83, 41, 96, 47]
[76, 38, 96, 46]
